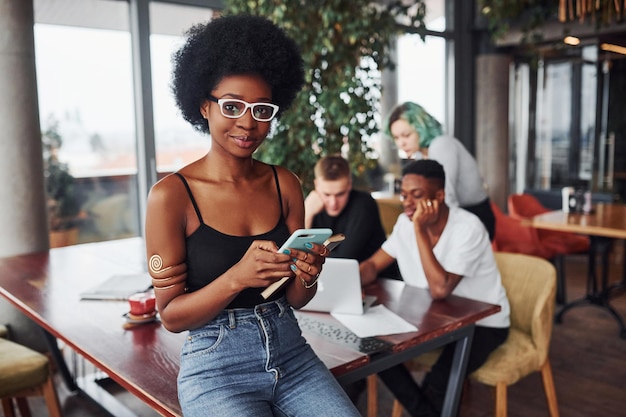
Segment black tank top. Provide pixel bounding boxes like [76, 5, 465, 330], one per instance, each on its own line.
[175, 166, 290, 308]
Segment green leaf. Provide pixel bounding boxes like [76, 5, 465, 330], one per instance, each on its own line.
[223, 0, 426, 192]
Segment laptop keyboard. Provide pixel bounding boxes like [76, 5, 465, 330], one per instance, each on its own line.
[295, 312, 393, 355]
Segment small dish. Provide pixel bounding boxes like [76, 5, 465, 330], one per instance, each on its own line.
[123, 310, 158, 324]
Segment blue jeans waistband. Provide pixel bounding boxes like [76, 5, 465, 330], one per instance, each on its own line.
[191, 296, 291, 332]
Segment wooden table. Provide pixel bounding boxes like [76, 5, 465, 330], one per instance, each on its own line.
[0, 238, 499, 417]
[528, 203, 626, 239]
[530, 203, 626, 338]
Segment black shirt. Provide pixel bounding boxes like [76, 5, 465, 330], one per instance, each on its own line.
[175, 169, 290, 308]
[312, 190, 400, 279]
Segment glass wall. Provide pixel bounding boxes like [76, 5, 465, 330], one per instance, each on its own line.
[531, 47, 599, 191]
[34, 0, 217, 246]
[397, 33, 447, 128]
[579, 55, 598, 182]
[35, 21, 141, 245]
[149, 2, 214, 175]
[34, 0, 454, 245]
[535, 61, 573, 188]
[509, 42, 626, 202]
[381, 4, 449, 166]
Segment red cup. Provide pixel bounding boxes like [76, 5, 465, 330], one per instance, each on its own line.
[128, 291, 156, 316]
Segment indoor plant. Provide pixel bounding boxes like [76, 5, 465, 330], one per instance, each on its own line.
[223, 0, 428, 192]
[41, 117, 82, 246]
[479, 0, 625, 44]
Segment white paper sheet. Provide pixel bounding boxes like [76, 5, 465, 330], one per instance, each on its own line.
[331, 304, 417, 338]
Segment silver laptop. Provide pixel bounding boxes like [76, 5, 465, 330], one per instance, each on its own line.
[301, 258, 376, 315]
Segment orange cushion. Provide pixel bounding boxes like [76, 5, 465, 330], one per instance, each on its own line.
[508, 194, 551, 218]
[491, 202, 555, 259]
[540, 232, 590, 254]
[496, 242, 554, 259]
[508, 193, 590, 255]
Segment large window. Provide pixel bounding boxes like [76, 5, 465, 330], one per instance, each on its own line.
[397, 32, 447, 128]
[34, 1, 216, 246]
[509, 43, 626, 200]
[536, 61, 573, 188]
[151, 34, 209, 173]
[149, 2, 214, 174]
[35, 22, 141, 244]
[33, 0, 455, 244]
[36, 24, 136, 179]
[531, 46, 599, 190]
[384, 9, 449, 165]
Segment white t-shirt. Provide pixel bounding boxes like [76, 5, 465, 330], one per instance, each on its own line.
[382, 207, 510, 328]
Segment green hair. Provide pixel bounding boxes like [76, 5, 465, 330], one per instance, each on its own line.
[384, 102, 443, 148]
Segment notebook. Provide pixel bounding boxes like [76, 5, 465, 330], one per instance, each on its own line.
[300, 258, 376, 315]
[80, 272, 152, 300]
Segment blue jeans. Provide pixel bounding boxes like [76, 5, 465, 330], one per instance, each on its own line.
[178, 297, 360, 417]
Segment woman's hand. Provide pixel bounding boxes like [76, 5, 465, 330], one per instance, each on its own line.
[285, 242, 329, 308]
[230, 240, 296, 290]
[229, 240, 328, 291]
[287, 242, 328, 288]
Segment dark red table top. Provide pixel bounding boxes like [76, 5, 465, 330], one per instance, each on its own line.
[0, 238, 499, 417]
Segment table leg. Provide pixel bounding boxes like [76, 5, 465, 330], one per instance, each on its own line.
[553, 255, 566, 305]
[42, 329, 141, 417]
[441, 325, 474, 417]
[555, 237, 626, 338]
[607, 239, 626, 294]
[620, 239, 626, 285]
[76, 373, 139, 417]
[42, 329, 78, 392]
[334, 325, 476, 417]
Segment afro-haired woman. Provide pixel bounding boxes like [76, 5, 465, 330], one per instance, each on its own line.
[144, 14, 361, 417]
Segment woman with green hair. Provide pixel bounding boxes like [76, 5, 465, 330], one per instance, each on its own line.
[385, 102, 495, 240]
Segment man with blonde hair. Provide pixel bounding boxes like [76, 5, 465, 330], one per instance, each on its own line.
[305, 155, 400, 403]
[305, 155, 397, 270]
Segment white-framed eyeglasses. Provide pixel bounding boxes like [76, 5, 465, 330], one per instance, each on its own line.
[207, 95, 279, 122]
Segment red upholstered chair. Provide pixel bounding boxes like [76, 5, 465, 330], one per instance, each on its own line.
[507, 194, 589, 251]
[490, 202, 555, 260]
[507, 193, 590, 304]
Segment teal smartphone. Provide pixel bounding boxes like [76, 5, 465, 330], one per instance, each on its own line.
[277, 228, 333, 254]
[261, 228, 333, 299]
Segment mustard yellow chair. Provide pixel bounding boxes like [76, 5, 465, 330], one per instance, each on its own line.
[368, 252, 560, 417]
[471, 252, 559, 417]
[375, 196, 403, 236]
[0, 325, 62, 417]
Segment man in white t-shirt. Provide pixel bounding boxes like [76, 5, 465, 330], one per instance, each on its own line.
[360, 159, 510, 417]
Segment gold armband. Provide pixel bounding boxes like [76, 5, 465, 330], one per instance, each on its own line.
[151, 272, 186, 288]
[149, 255, 186, 276]
[148, 254, 187, 290]
[152, 281, 186, 291]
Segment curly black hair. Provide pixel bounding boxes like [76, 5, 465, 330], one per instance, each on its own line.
[171, 14, 305, 134]
[402, 159, 445, 190]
